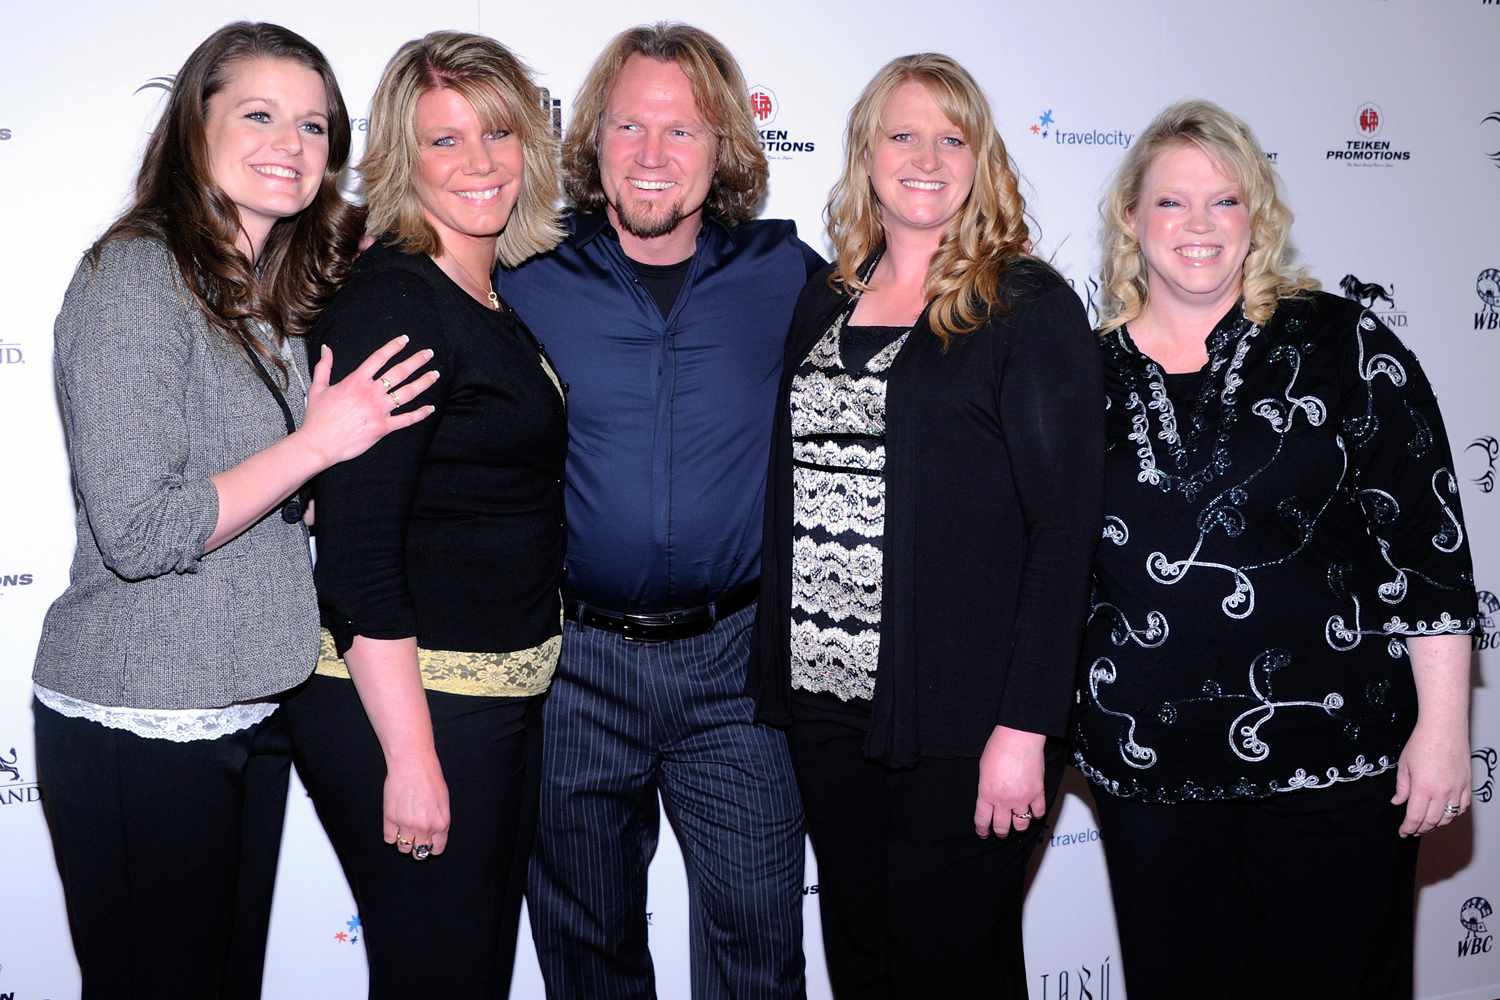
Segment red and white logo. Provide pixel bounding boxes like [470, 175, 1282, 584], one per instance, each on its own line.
[1356, 102, 1383, 137]
[748, 85, 779, 127]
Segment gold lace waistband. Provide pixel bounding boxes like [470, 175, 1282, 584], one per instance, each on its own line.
[315, 629, 558, 697]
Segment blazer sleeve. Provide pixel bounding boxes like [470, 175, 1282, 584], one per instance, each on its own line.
[53, 241, 221, 581]
[311, 270, 453, 653]
[993, 282, 1106, 736]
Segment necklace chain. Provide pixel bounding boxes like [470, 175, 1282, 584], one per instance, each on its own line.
[445, 252, 500, 310]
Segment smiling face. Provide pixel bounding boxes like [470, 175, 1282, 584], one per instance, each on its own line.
[203, 57, 330, 258]
[412, 85, 524, 256]
[598, 54, 717, 255]
[868, 79, 977, 245]
[1131, 142, 1251, 314]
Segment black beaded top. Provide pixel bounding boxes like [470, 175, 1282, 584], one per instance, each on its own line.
[1073, 291, 1476, 803]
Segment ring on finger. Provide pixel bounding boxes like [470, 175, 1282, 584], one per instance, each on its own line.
[413, 844, 432, 861]
[379, 376, 393, 391]
[1012, 809, 1033, 821]
[395, 834, 412, 848]
[389, 389, 405, 409]
[1444, 802, 1462, 817]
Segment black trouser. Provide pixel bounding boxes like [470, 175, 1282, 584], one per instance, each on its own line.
[281, 674, 542, 1000]
[33, 698, 291, 1000]
[1091, 773, 1419, 1000]
[790, 719, 1066, 999]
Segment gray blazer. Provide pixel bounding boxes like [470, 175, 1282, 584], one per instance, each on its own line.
[33, 238, 319, 709]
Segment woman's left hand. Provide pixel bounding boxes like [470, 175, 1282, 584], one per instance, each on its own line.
[1393, 717, 1472, 837]
[975, 725, 1047, 839]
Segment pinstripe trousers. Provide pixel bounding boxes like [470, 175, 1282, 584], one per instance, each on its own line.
[528, 604, 807, 999]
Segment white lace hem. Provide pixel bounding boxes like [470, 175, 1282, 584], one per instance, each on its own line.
[34, 684, 277, 743]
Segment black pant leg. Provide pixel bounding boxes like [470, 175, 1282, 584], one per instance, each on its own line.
[282, 675, 532, 1000]
[1244, 775, 1418, 999]
[1090, 790, 1250, 999]
[224, 709, 293, 1000]
[884, 738, 1067, 998]
[790, 719, 891, 1000]
[34, 699, 257, 1000]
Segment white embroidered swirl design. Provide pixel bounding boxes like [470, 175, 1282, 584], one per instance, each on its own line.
[1087, 658, 1159, 769]
[1227, 649, 1345, 763]
[1090, 602, 1169, 648]
[1273, 754, 1395, 793]
[1430, 468, 1464, 553]
[1146, 536, 1256, 619]
[1102, 515, 1129, 546]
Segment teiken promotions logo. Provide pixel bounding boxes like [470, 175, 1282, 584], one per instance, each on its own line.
[748, 83, 815, 160]
[1326, 102, 1412, 165]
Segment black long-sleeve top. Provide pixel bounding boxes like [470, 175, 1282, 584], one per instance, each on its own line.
[311, 242, 566, 657]
[1073, 292, 1477, 803]
[749, 260, 1105, 766]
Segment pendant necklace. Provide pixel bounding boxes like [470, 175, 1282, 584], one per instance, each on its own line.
[446, 252, 500, 310]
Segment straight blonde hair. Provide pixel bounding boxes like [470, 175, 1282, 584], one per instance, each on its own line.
[361, 31, 563, 267]
[826, 53, 1033, 348]
[1098, 99, 1316, 331]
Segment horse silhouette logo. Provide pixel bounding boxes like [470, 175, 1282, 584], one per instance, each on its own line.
[1340, 274, 1396, 310]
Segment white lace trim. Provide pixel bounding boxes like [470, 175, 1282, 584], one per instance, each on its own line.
[34, 684, 277, 743]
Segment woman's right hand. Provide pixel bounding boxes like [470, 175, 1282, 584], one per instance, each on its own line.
[298, 335, 440, 468]
[383, 749, 451, 858]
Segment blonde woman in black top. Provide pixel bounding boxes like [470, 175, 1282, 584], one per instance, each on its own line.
[280, 32, 564, 999]
[749, 54, 1102, 997]
[1073, 100, 1475, 999]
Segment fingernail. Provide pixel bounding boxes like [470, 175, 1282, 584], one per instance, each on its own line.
[424, 349, 435, 358]
[432, 371, 440, 380]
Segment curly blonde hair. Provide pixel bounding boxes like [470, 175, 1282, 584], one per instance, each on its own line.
[1098, 99, 1316, 331]
[825, 53, 1033, 348]
[361, 31, 563, 267]
[562, 23, 767, 225]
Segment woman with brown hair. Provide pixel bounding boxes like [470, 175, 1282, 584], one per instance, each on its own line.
[748, 53, 1103, 996]
[32, 21, 435, 999]
[279, 30, 564, 999]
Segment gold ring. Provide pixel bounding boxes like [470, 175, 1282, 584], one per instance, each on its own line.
[379, 376, 393, 391]
[395, 834, 412, 848]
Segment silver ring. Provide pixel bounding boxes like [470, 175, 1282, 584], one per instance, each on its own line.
[412, 844, 432, 861]
[1444, 803, 1462, 817]
[1012, 809, 1034, 821]
[379, 376, 393, 391]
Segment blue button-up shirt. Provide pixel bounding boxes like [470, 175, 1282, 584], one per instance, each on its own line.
[498, 211, 823, 610]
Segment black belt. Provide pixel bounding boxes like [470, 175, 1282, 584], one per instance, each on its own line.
[563, 580, 760, 642]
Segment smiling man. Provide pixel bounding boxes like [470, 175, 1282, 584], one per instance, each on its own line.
[497, 22, 823, 1000]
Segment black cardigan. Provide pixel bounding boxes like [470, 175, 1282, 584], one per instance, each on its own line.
[748, 260, 1104, 766]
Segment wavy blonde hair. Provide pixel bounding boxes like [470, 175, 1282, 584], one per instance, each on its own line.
[826, 53, 1033, 348]
[562, 22, 768, 225]
[361, 31, 563, 267]
[1098, 99, 1316, 330]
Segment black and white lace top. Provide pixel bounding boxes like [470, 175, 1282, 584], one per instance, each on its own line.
[788, 308, 910, 708]
[1073, 292, 1477, 803]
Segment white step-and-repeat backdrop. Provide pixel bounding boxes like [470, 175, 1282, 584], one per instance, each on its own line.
[3, 1, 1498, 997]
